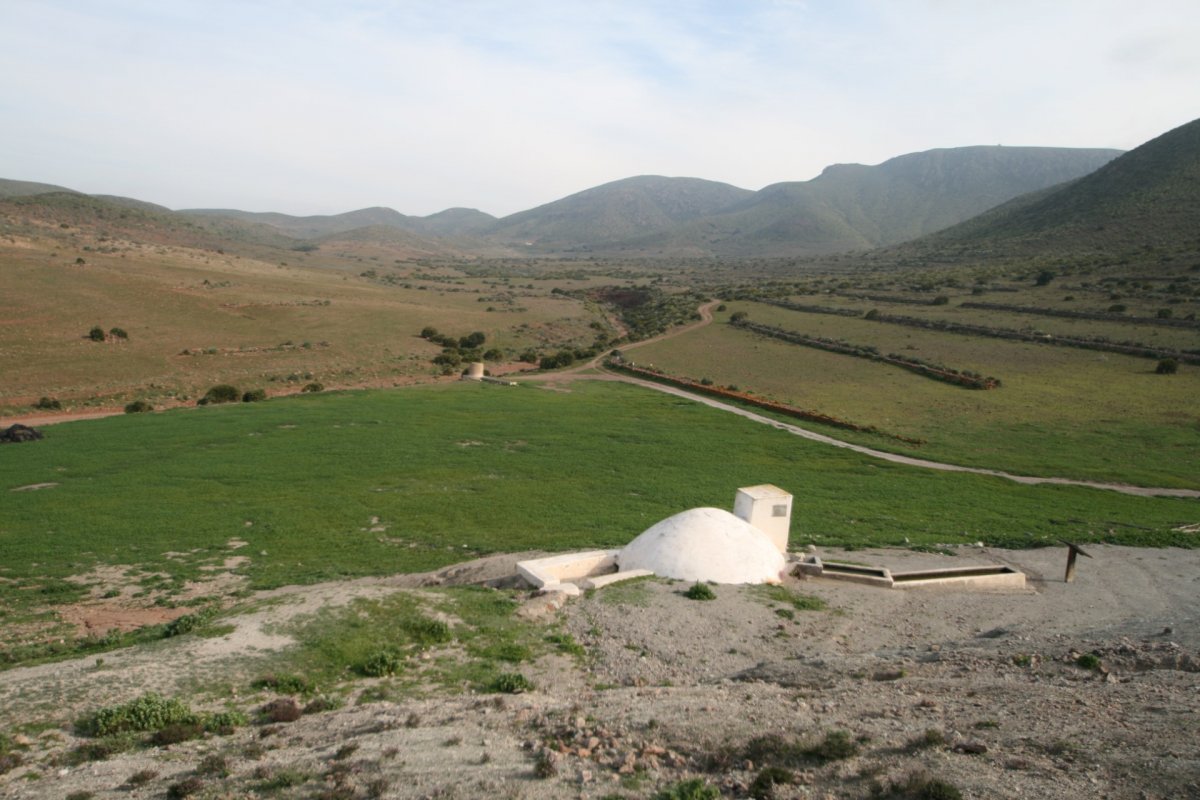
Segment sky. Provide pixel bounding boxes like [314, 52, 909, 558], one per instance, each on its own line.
[2, 0, 1198, 217]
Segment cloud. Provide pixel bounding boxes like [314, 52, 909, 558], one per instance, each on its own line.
[1, 0, 1197, 216]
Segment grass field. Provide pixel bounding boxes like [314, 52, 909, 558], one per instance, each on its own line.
[623, 303, 1200, 488]
[2, 380, 1195, 625]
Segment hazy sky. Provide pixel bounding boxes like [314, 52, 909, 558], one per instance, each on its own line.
[2, 1, 1197, 217]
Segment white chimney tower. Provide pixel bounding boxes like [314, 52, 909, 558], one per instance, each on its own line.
[733, 484, 792, 554]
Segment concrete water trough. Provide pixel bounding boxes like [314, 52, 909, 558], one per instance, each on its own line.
[795, 555, 1025, 591]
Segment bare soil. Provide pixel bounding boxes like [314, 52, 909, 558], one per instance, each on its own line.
[1, 545, 1197, 799]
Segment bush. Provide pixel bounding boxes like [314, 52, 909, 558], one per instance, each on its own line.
[420, 326, 438, 338]
[1107, 304, 1127, 313]
[34, 396, 62, 410]
[359, 649, 403, 677]
[166, 777, 204, 799]
[198, 384, 239, 405]
[109, 327, 128, 339]
[124, 770, 158, 787]
[805, 730, 859, 762]
[932, 296, 949, 305]
[684, 582, 716, 601]
[88, 326, 106, 341]
[749, 766, 794, 799]
[150, 721, 205, 746]
[259, 698, 302, 723]
[1035, 270, 1055, 286]
[81, 693, 199, 737]
[489, 673, 533, 694]
[1156, 358, 1179, 375]
[729, 311, 749, 323]
[124, 400, 153, 414]
[1075, 652, 1102, 671]
[301, 382, 324, 392]
[241, 388, 267, 403]
[482, 348, 504, 361]
[252, 673, 311, 695]
[205, 710, 248, 734]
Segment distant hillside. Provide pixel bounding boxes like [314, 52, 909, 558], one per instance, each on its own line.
[178, 206, 416, 239]
[417, 207, 497, 237]
[0, 178, 81, 198]
[895, 117, 1200, 265]
[485, 175, 756, 250]
[609, 146, 1123, 257]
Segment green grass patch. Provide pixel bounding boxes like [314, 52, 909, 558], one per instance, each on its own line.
[749, 584, 828, 612]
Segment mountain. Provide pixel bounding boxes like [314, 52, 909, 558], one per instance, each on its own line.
[602, 146, 1124, 257]
[484, 175, 756, 250]
[178, 206, 416, 239]
[417, 207, 497, 237]
[896, 117, 1200, 263]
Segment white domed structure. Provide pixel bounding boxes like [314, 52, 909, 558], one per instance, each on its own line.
[618, 507, 786, 585]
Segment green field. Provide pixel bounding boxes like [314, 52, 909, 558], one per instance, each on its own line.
[2, 380, 1195, 626]
[626, 302, 1200, 488]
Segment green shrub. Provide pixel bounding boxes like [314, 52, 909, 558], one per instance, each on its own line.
[88, 326, 106, 342]
[205, 710, 248, 734]
[653, 778, 720, 800]
[65, 792, 95, 800]
[33, 396, 62, 410]
[124, 400, 153, 414]
[1075, 652, 1101, 671]
[932, 296, 949, 305]
[252, 673, 311, 695]
[359, 648, 403, 677]
[420, 326, 438, 338]
[805, 730, 859, 762]
[1156, 358, 1179, 375]
[489, 672, 533, 694]
[198, 384, 239, 405]
[196, 754, 229, 777]
[881, 770, 963, 799]
[403, 617, 451, 645]
[109, 327, 128, 339]
[81, 693, 199, 737]
[1107, 304, 1127, 313]
[683, 582, 716, 601]
[241, 388, 267, 403]
[301, 382, 324, 393]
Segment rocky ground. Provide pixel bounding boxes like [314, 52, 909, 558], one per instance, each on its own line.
[1, 545, 1197, 799]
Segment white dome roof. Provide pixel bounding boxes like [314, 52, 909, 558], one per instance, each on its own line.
[618, 507, 785, 585]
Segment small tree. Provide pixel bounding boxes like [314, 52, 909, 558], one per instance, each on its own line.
[124, 400, 153, 413]
[729, 311, 749, 323]
[109, 327, 129, 340]
[1156, 358, 1179, 375]
[1035, 270, 1055, 286]
[241, 389, 267, 403]
[88, 326, 106, 342]
[419, 326, 438, 339]
[198, 384, 240, 405]
[34, 396, 62, 410]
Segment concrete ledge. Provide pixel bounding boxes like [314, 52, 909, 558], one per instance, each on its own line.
[516, 550, 620, 589]
[796, 555, 1025, 591]
[579, 569, 655, 590]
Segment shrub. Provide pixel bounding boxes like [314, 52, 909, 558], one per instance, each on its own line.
[88, 326, 106, 342]
[489, 673, 533, 694]
[66, 792, 95, 800]
[109, 327, 128, 339]
[196, 754, 230, 777]
[881, 770, 963, 799]
[359, 649, 403, 677]
[252, 673, 311, 695]
[198, 384, 239, 405]
[420, 326, 438, 338]
[749, 766, 794, 799]
[1107, 304, 1127, 313]
[1156, 358, 1179, 375]
[1075, 652, 1101, 671]
[482, 348, 504, 361]
[910, 728, 946, 749]
[684, 582, 716, 601]
[260, 698, 302, 723]
[805, 730, 859, 762]
[34, 396, 62, 410]
[1035, 270, 1055, 286]
[150, 721, 205, 746]
[301, 382, 324, 392]
[653, 778, 720, 800]
[533, 750, 556, 778]
[729, 311, 749, 323]
[303, 696, 341, 714]
[460, 331, 486, 348]
[81, 693, 199, 737]
[166, 777, 204, 799]
[241, 388, 267, 403]
[932, 295, 949, 305]
[864, 308, 880, 320]
[403, 616, 450, 645]
[205, 710, 248, 734]
[124, 770, 158, 787]
[124, 400, 153, 413]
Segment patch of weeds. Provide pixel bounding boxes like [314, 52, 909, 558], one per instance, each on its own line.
[599, 575, 657, 607]
[0, 752, 23, 776]
[333, 743, 359, 761]
[1075, 652, 1102, 671]
[124, 769, 158, 787]
[684, 582, 717, 601]
[750, 584, 827, 612]
[196, 754, 230, 777]
[545, 631, 586, 658]
[973, 719, 999, 730]
[477, 640, 533, 662]
[256, 768, 310, 792]
[873, 770, 963, 799]
[304, 695, 342, 714]
[442, 735, 463, 747]
[653, 777, 720, 800]
[1011, 653, 1032, 667]
[774, 608, 795, 620]
[749, 766, 794, 799]
[743, 733, 808, 768]
[252, 673, 312, 696]
[163, 606, 219, 638]
[909, 729, 946, 750]
[804, 730, 859, 763]
[366, 778, 390, 799]
[533, 751, 556, 778]
[66, 732, 139, 763]
[166, 776, 204, 799]
[65, 792, 94, 800]
[206, 710, 248, 735]
[488, 672, 533, 694]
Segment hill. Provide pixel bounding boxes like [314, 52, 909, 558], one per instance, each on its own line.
[609, 146, 1123, 257]
[0, 177, 82, 198]
[178, 206, 417, 239]
[484, 175, 756, 251]
[893, 116, 1200, 266]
